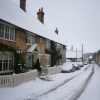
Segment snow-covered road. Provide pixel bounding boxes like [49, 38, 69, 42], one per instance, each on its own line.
[77, 64, 100, 100]
[34, 65, 93, 100]
[0, 64, 100, 100]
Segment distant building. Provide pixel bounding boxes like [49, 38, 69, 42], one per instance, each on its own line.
[66, 49, 82, 62]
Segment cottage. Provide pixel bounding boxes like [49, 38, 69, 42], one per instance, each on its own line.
[0, 0, 66, 75]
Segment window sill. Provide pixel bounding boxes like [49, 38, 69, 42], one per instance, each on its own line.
[0, 38, 16, 42]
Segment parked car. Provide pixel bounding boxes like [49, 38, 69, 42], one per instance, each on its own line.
[83, 61, 88, 65]
[71, 64, 76, 72]
[72, 62, 81, 70]
[61, 62, 75, 73]
[77, 60, 83, 67]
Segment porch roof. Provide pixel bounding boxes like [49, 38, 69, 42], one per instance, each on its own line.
[26, 44, 41, 53]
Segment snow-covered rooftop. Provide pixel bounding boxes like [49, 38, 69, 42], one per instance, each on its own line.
[0, 0, 66, 46]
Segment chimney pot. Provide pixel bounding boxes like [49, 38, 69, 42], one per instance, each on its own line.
[41, 7, 43, 12]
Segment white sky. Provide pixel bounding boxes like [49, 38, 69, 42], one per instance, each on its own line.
[11, 0, 100, 53]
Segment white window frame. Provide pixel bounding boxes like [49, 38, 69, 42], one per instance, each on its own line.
[45, 54, 51, 67]
[0, 21, 15, 41]
[46, 39, 51, 49]
[26, 32, 35, 45]
[0, 52, 14, 72]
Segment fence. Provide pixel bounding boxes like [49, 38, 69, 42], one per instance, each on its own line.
[42, 66, 62, 75]
[0, 69, 37, 87]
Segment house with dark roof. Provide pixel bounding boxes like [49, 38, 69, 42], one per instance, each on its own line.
[0, 0, 66, 75]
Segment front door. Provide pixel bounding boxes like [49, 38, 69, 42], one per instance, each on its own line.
[27, 55, 32, 68]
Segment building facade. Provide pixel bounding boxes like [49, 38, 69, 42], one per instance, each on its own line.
[0, 0, 66, 75]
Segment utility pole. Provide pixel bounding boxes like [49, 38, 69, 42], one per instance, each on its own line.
[82, 44, 83, 62]
[76, 48, 77, 62]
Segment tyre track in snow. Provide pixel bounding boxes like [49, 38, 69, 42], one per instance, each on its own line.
[62, 65, 94, 100]
[21, 65, 91, 100]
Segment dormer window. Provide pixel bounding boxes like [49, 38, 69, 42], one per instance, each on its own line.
[26, 33, 35, 45]
[0, 21, 15, 41]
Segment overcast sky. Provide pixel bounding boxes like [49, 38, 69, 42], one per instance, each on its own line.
[11, 0, 100, 53]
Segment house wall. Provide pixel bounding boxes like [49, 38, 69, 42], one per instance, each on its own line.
[15, 28, 29, 51]
[92, 52, 100, 66]
[35, 35, 46, 67]
[62, 47, 66, 63]
[0, 39, 16, 47]
[0, 21, 66, 74]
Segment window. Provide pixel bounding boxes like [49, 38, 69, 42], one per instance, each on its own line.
[0, 22, 15, 41]
[0, 23, 4, 38]
[0, 52, 14, 71]
[26, 34, 35, 45]
[45, 54, 51, 66]
[46, 39, 51, 49]
[0, 54, 3, 71]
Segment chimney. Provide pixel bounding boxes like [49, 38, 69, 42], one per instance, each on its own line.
[20, 0, 26, 11]
[55, 28, 58, 35]
[37, 7, 45, 24]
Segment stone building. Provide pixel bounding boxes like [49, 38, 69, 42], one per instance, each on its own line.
[0, 0, 66, 74]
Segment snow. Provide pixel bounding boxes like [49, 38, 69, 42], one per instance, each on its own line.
[36, 66, 92, 100]
[26, 44, 40, 53]
[0, 0, 66, 46]
[77, 64, 100, 100]
[61, 62, 73, 71]
[0, 63, 100, 100]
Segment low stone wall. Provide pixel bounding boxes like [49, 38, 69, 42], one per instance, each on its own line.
[42, 66, 61, 75]
[0, 69, 37, 87]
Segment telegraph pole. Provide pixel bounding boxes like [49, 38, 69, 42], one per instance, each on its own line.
[82, 44, 83, 62]
[76, 48, 77, 62]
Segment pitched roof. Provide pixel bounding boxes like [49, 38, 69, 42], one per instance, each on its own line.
[0, 0, 66, 46]
[26, 44, 41, 53]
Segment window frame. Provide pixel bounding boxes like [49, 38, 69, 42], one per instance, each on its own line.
[0, 21, 15, 41]
[0, 52, 14, 72]
[26, 32, 35, 45]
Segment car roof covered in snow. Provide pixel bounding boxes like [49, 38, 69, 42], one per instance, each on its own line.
[0, 0, 66, 46]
